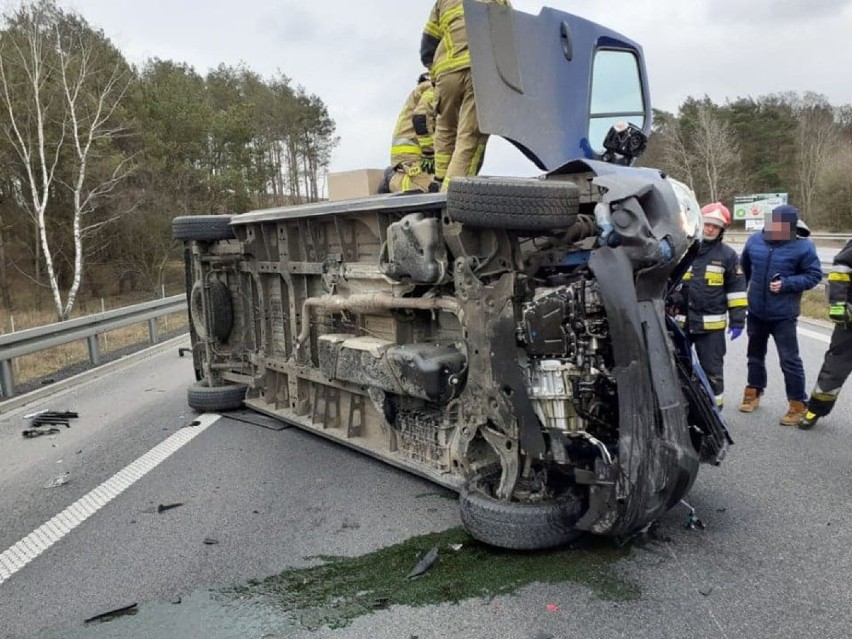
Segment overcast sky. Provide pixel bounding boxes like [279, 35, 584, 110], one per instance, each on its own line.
[64, 0, 852, 179]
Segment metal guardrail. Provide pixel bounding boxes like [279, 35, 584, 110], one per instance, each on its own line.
[0, 295, 187, 399]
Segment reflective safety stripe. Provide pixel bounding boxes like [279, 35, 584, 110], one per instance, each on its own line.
[832, 264, 852, 273]
[727, 291, 747, 308]
[432, 52, 471, 76]
[706, 264, 725, 273]
[438, 5, 465, 30]
[391, 144, 421, 156]
[715, 395, 724, 407]
[435, 153, 451, 180]
[418, 135, 434, 148]
[424, 20, 441, 38]
[674, 314, 686, 327]
[702, 313, 727, 330]
[812, 391, 839, 401]
[682, 272, 693, 281]
[828, 272, 851, 282]
[466, 143, 486, 176]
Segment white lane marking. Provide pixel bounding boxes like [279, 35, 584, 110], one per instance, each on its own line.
[799, 327, 831, 344]
[0, 413, 220, 586]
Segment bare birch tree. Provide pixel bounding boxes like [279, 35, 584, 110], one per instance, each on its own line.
[791, 93, 840, 221]
[692, 104, 742, 203]
[0, 1, 133, 320]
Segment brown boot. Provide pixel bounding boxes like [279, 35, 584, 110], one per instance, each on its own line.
[779, 400, 808, 426]
[739, 387, 761, 412]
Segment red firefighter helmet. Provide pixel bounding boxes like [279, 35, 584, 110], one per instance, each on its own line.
[701, 202, 731, 229]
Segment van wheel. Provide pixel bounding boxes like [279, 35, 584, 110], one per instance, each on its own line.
[189, 280, 233, 342]
[446, 177, 579, 231]
[187, 382, 247, 412]
[459, 468, 586, 550]
[173, 215, 235, 241]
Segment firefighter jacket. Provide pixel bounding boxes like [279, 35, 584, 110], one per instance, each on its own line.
[391, 80, 436, 168]
[672, 237, 747, 333]
[827, 239, 852, 324]
[421, 0, 510, 78]
[740, 229, 822, 321]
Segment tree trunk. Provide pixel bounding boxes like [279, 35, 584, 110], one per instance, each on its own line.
[0, 215, 11, 310]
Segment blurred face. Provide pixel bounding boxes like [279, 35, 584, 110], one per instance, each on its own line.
[703, 222, 722, 240]
[764, 213, 794, 240]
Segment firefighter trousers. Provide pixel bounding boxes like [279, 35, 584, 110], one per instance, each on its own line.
[388, 161, 435, 193]
[691, 330, 726, 401]
[807, 325, 852, 416]
[434, 68, 488, 188]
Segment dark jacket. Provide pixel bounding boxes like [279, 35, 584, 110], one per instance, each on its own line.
[740, 229, 822, 321]
[671, 237, 747, 333]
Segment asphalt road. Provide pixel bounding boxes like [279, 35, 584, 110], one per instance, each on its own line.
[1, 323, 851, 638]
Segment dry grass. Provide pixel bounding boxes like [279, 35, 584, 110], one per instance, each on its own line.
[1, 302, 187, 386]
[800, 287, 830, 322]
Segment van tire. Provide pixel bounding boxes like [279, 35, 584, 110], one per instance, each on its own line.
[459, 468, 585, 550]
[446, 177, 579, 231]
[173, 215, 235, 241]
[187, 382, 247, 412]
[189, 280, 233, 343]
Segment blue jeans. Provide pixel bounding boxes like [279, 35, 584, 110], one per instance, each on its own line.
[746, 314, 807, 401]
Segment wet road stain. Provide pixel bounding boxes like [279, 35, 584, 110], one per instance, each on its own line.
[227, 526, 639, 631]
[36, 527, 638, 637]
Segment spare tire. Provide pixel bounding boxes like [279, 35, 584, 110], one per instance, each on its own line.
[190, 280, 234, 343]
[446, 177, 579, 231]
[173, 215, 235, 241]
[187, 382, 247, 412]
[459, 468, 586, 550]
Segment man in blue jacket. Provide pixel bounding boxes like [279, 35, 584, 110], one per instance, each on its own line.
[738, 204, 823, 425]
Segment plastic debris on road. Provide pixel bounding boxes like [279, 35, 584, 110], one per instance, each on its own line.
[407, 546, 439, 579]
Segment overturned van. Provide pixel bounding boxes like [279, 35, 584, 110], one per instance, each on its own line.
[173, 1, 731, 549]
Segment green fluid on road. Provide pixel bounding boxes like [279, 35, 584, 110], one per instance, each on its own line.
[228, 526, 639, 631]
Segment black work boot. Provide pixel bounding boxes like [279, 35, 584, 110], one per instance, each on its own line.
[797, 410, 820, 430]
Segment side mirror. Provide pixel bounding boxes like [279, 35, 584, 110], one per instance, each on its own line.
[601, 122, 648, 165]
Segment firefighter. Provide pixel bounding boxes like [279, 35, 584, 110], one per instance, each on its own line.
[798, 239, 852, 429]
[670, 202, 747, 407]
[420, 0, 510, 191]
[388, 73, 438, 193]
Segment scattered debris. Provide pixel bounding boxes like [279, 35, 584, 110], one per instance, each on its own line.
[226, 410, 291, 431]
[406, 546, 439, 579]
[84, 603, 138, 624]
[533, 632, 555, 639]
[680, 499, 705, 530]
[23, 410, 79, 439]
[23, 427, 60, 439]
[157, 502, 184, 513]
[449, 543, 463, 552]
[177, 347, 192, 357]
[43, 473, 70, 489]
[698, 586, 714, 596]
[203, 537, 220, 545]
[546, 603, 561, 614]
[715, 508, 727, 513]
[171, 597, 182, 605]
